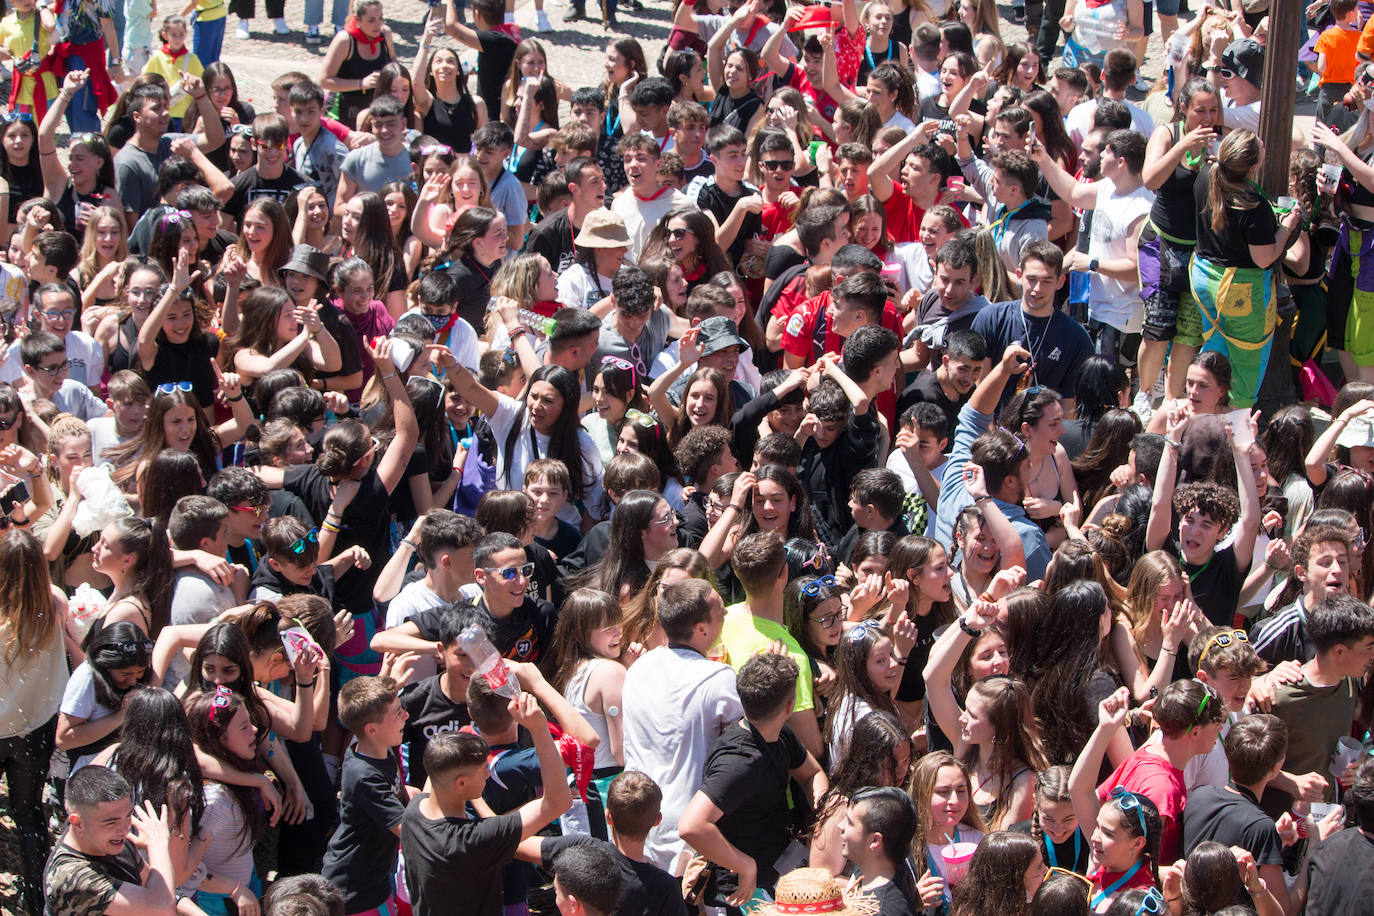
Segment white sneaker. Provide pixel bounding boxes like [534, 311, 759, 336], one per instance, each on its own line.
[1131, 390, 1154, 425]
[273, 17, 289, 33]
[306, 25, 322, 43]
[535, 9, 551, 29]
[1132, 74, 1152, 92]
[235, 20, 250, 38]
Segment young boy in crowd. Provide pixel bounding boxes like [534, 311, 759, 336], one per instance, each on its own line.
[471, 121, 529, 255]
[517, 771, 688, 916]
[1181, 714, 1295, 914]
[627, 77, 674, 150]
[398, 604, 490, 788]
[88, 370, 150, 464]
[525, 459, 582, 560]
[731, 368, 810, 465]
[322, 675, 417, 916]
[288, 80, 347, 209]
[18, 331, 107, 421]
[679, 653, 826, 906]
[889, 402, 949, 537]
[401, 698, 573, 916]
[725, 532, 822, 758]
[335, 95, 413, 209]
[796, 370, 884, 545]
[168, 495, 247, 628]
[1, 282, 103, 389]
[1145, 410, 1261, 627]
[1315, 0, 1361, 112]
[206, 466, 273, 571]
[1265, 594, 1374, 816]
[612, 133, 688, 261]
[836, 468, 910, 564]
[1299, 757, 1374, 914]
[249, 515, 370, 603]
[753, 432, 802, 472]
[550, 845, 621, 916]
[674, 424, 739, 548]
[898, 328, 986, 434]
[668, 100, 713, 186]
[1251, 524, 1353, 665]
[839, 787, 922, 915]
[691, 125, 759, 267]
[1180, 623, 1268, 789]
[1072, 681, 1228, 864]
[657, 151, 685, 192]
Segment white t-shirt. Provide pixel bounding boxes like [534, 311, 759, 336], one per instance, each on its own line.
[88, 416, 131, 467]
[384, 578, 450, 682]
[622, 645, 743, 873]
[0, 329, 106, 390]
[44, 379, 109, 422]
[1221, 90, 1261, 132]
[885, 111, 918, 133]
[557, 264, 616, 312]
[489, 392, 606, 523]
[397, 309, 480, 373]
[60, 662, 118, 773]
[891, 242, 932, 296]
[1065, 98, 1155, 147]
[611, 187, 689, 263]
[1087, 180, 1154, 333]
[652, 338, 763, 391]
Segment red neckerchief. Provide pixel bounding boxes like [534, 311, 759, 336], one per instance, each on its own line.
[162, 43, 189, 61]
[346, 19, 384, 53]
[531, 300, 560, 318]
[683, 260, 706, 282]
[634, 185, 672, 202]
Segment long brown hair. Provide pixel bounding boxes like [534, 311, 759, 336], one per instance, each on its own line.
[234, 197, 293, 284]
[1121, 551, 1183, 659]
[184, 688, 267, 853]
[908, 751, 987, 858]
[0, 529, 56, 662]
[620, 548, 715, 649]
[959, 676, 1049, 828]
[550, 589, 622, 693]
[1208, 130, 1262, 234]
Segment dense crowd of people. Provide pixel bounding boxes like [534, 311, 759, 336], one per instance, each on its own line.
[4, 0, 1374, 913]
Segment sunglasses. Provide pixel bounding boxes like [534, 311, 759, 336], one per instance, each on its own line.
[228, 124, 254, 136]
[847, 620, 881, 643]
[253, 138, 288, 151]
[159, 209, 193, 229]
[802, 574, 837, 598]
[666, 227, 693, 240]
[759, 159, 795, 171]
[207, 684, 234, 724]
[34, 359, 69, 376]
[290, 527, 319, 554]
[0, 411, 20, 431]
[624, 408, 659, 430]
[1110, 787, 1148, 834]
[229, 503, 268, 516]
[483, 562, 535, 581]
[1197, 629, 1248, 668]
[787, 540, 831, 571]
[1217, 68, 1237, 80]
[1135, 887, 1166, 916]
[1045, 867, 1092, 898]
[1, 112, 33, 122]
[421, 143, 453, 156]
[156, 381, 194, 395]
[70, 131, 103, 146]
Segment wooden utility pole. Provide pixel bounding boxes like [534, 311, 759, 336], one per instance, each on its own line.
[1258, 0, 1302, 196]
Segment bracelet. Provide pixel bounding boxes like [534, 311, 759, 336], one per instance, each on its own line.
[325, 513, 343, 523]
[959, 618, 984, 638]
[978, 591, 996, 603]
[381, 372, 397, 380]
[226, 392, 245, 402]
[1165, 438, 1182, 449]
[892, 652, 908, 666]
[321, 521, 341, 534]
[401, 538, 419, 549]
[1159, 646, 1177, 656]
[192, 92, 208, 101]
[728, 503, 746, 512]
[297, 678, 317, 689]
[509, 326, 529, 340]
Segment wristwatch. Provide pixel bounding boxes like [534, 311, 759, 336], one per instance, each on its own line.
[1088, 257, 1100, 273]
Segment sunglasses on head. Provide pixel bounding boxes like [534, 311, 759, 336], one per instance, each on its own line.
[1110, 787, 1148, 834]
[207, 684, 234, 724]
[0, 411, 20, 431]
[1134, 887, 1166, 916]
[1044, 867, 1092, 899]
[1, 112, 33, 122]
[802, 574, 837, 598]
[228, 124, 254, 137]
[847, 620, 881, 643]
[483, 561, 535, 581]
[156, 381, 194, 396]
[1197, 629, 1248, 668]
[290, 528, 319, 554]
[113, 639, 154, 656]
[421, 143, 453, 156]
[624, 408, 659, 431]
[253, 138, 287, 151]
[70, 132, 103, 146]
[229, 503, 267, 515]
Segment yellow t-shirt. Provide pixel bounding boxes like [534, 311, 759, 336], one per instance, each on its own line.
[720, 603, 816, 714]
[195, 0, 227, 23]
[0, 13, 57, 108]
[142, 49, 204, 118]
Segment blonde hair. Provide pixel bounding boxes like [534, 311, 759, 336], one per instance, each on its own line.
[486, 254, 547, 338]
[1121, 551, 1183, 661]
[77, 206, 130, 288]
[45, 414, 91, 485]
[1208, 130, 1262, 234]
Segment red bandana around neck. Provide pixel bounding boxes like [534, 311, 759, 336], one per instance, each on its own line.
[346, 20, 384, 53]
[162, 43, 188, 61]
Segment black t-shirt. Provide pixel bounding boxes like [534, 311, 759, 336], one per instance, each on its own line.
[897, 369, 964, 434]
[539, 835, 689, 916]
[475, 31, 518, 127]
[524, 209, 578, 276]
[318, 301, 364, 389]
[282, 463, 391, 613]
[533, 518, 582, 561]
[402, 799, 522, 916]
[765, 243, 806, 280]
[1304, 826, 1374, 916]
[321, 748, 408, 911]
[709, 90, 763, 132]
[868, 879, 916, 916]
[445, 256, 496, 331]
[695, 178, 761, 268]
[416, 594, 558, 667]
[1193, 165, 1277, 269]
[895, 608, 943, 703]
[1184, 543, 1245, 627]
[1180, 784, 1283, 865]
[146, 333, 221, 411]
[200, 229, 237, 266]
[400, 674, 471, 788]
[699, 719, 808, 889]
[226, 165, 307, 220]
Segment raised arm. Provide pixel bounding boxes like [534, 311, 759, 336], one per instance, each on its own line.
[964, 463, 1027, 569]
[509, 693, 574, 837]
[1068, 687, 1130, 840]
[1029, 136, 1100, 210]
[922, 600, 1000, 754]
[410, 15, 442, 116]
[370, 338, 421, 494]
[1306, 398, 1374, 487]
[647, 327, 703, 422]
[138, 250, 198, 369]
[699, 471, 755, 569]
[40, 72, 86, 201]
[869, 120, 940, 202]
[509, 661, 600, 749]
[1146, 408, 1187, 552]
[1229, 416, 1262, 571]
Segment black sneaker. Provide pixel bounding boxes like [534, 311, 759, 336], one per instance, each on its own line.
[566, 8, 588, 19]
[1012, 5, 1025, 21]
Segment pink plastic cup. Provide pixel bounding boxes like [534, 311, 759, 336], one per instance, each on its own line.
[940, 842, 979, 886]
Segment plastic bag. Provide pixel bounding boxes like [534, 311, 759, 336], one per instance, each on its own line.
[72, 465, 134, 537]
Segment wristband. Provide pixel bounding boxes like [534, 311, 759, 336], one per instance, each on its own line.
[401, 538, 419, 549]
[959, 618, 984, 638]
[297, 678, 317, 689]
[728, 503, 746, 512]
[226, 392, 245, 402]
[892, 652, 908, 666]
[1088, 258, 1100, 273]
[381, 372, 397, 380]
[1165, 438, 1182, 449]
[321, 521, 341, 534]
[1159, 645, 1177, 656]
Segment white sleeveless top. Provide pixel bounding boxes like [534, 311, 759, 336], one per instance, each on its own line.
[564, 657, 618, 770]
[0, 623, 68, 739]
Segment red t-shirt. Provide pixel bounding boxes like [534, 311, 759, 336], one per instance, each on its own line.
[883, 185, 968, 245]
[780, 291, 900, 430]
[1097, 748, 1188, 865]
[786, 64, 842, 124]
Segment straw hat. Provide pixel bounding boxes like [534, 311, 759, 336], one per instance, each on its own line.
[757, 869, 879, 916]
[573, 210, 631, 248]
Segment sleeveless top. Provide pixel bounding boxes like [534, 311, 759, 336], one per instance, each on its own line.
[421, 92, 479, 154]
[334, 34, 394, 128]
[57, 183, 113, 231]
[108, 315, 139, 375]
[563, 657, 618, 769]
[1150, 123, 1203, 244]
[5, 161, 43, 223]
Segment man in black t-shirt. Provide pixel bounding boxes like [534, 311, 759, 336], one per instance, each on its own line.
[679, 653, 825, 907]
[1144, 408, 1260, 627]
[444, 0, 518, 132]
[225, 112, 307, 221]
[524, 159, 608, 276]
[469, 533, 559, 667]
[521, 771, 688, 916]
[897, 327, 986, 429]
[399, 605, 485, 787]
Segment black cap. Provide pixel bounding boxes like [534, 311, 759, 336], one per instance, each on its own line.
[1221, 38, 1263, 89]
[697, 316, 748, 356]
[281, 244, 330, 282]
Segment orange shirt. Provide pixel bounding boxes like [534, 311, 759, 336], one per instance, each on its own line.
[1321, 23, 1362, 85]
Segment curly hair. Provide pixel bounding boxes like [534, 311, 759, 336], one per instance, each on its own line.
[1173, 481, 1240, 532]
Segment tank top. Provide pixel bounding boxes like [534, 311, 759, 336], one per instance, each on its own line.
[108, 315, 139, 375]
[421, 92, 478, 153]
[1150, 123, 1202, 244]
[334, 34, 394, 128]
[57, 183, 111, 232]
[563, 657, 618, 769]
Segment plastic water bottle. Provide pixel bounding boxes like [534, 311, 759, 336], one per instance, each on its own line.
[518, 309, 556, 338]
[456, 625, 521, 699]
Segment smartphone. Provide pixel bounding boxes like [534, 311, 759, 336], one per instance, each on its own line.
[0, 480, 28, 515]
[1028, 119, 1037, 147]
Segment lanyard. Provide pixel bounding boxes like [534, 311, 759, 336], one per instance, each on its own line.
[865, 40, 892, 71]
[1044, 830, 1081, 870]
[1182, 550, 1213, 584]
[1091, 860, 1142, 908]
[989, 199, 1030, 245]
